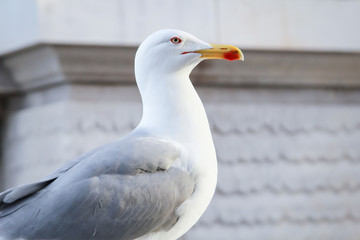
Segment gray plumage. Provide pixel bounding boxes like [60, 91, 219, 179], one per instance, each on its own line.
[0, 28, 240, 239]
[0, 135, 195, 240]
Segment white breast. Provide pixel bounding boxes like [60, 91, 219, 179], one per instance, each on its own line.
[140, 138, 218, 240]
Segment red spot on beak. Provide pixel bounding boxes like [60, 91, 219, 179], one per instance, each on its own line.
[223, 50, 241, 61]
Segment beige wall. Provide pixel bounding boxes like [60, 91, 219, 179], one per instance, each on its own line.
[1, 1, 360, 239]
[1, 0, 360, 55]
[1, 45, 360, 239]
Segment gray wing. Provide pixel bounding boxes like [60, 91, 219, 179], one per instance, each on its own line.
[0, 136, 195, 240]
[0, 146, 98, 216]
[0, 136, 170, 206]
[0, 146, 98, 205]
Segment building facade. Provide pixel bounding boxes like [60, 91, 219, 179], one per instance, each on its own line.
[1, 1, 360, 239]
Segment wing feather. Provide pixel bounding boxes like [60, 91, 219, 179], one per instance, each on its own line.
[0, 136, 195, 240]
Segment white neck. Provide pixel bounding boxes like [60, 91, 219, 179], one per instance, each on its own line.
[135, 71, 212, 144]
[134, 69, 218, 240]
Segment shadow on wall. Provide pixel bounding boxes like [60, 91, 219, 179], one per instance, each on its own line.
[0, 99, 4, 191]
[0, 63, 18, 190]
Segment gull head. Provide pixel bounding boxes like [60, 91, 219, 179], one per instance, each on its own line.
[135, 29, 244, 80]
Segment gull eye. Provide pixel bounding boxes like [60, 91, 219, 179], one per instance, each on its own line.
[170, 37, 182, 44]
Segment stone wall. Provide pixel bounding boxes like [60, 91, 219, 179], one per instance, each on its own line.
[2, 0, 360, 55]
[1, 45, 360, 239]
[190, 88, 360, 239]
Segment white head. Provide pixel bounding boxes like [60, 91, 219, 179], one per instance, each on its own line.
[135, 29, 209, 79]
[134, 29, 243, 90]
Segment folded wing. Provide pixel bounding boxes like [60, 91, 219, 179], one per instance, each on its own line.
[0, 136, 195, 240]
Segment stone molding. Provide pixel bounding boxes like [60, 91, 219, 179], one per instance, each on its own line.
[1, 44, 360, 94]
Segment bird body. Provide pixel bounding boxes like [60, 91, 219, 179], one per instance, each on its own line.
[0, 29, 243, 240]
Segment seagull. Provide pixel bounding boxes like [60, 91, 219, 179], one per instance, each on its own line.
[0, 29, 243, 240]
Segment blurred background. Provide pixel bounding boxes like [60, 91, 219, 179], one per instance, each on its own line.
[1, 0, 360, 239]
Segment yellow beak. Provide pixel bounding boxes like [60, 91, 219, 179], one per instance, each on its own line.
[195, 44, 244, 61]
